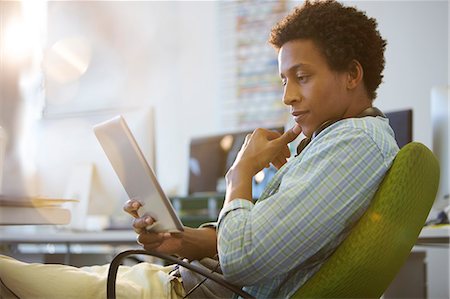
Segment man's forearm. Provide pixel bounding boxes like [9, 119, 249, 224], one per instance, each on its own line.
[178, 227, 218, 260]
[224, 163, 254, 205]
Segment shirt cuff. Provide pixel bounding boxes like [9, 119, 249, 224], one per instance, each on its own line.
[199, 222, 218, 229]
[217, 199, 254, 227]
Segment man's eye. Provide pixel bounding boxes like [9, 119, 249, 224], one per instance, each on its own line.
[297, 75, 309, 83]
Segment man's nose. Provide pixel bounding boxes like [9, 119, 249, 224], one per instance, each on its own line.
[282, 82, 300, 106]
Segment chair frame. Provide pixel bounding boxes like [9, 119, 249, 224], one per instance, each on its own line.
[106, 249, 255, 299]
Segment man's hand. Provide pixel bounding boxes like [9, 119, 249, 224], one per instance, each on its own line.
[123, 199, 218, 260]
[123, 199, 183, 255]
[232, 125, 302, 175]
[224, 125, 301, 205]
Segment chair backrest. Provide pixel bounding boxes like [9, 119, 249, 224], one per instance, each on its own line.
[292, 142, 440, 298]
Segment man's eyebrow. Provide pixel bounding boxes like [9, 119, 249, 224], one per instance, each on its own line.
[289, 63, 311, 71]
[280, 63, 311, 77]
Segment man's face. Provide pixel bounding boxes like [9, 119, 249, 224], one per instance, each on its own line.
[278, 39, 351, 138]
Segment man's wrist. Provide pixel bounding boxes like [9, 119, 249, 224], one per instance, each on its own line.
[226, 161, 254, 184]
[179, 227, 217, 260]
[225, 164, 253, 204]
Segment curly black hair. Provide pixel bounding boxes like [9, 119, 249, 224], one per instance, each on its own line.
[269, 0, 387, 100]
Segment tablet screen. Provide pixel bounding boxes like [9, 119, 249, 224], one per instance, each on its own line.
[94, 116, 183, 232]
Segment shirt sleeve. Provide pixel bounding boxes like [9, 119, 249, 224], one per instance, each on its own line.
[216, 125, 391, 285]
[198, 222, 219, 229]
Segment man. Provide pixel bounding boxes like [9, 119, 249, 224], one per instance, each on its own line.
[126, 0, 399, 298]
[0, 1, 398, 298]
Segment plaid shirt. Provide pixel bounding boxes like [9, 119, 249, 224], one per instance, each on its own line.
[217, 117, 399, 298]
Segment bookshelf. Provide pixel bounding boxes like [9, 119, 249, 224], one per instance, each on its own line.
[218, 1, 294, 131]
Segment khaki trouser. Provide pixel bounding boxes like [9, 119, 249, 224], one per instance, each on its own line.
[0, 255, 185, 299]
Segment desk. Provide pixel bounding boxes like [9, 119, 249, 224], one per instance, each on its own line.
[0, 229, 137, 245]
[0, 194, 225, 264]
[386, 225, 450, 299]
[1, 226, 449, 279]
[1, 225, 448, 251]
[414, 225, 450, 299]
[416, 225, 450, 245]
[0, 229, 139, 266]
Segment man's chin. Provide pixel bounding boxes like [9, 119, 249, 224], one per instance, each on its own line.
[301, 127, 313, 138]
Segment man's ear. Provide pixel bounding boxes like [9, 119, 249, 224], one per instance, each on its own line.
[346, 60, 364, 90]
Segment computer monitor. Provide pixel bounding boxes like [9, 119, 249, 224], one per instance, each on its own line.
[385, 109, 413, 148]
[188, 127, 284, 198]
[188, 110, 413, 198]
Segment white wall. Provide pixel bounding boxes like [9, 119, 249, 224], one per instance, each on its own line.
[347, 1, 449, 148]
[157, 2, 220, 195]
[159, 0, 449, 193]
[38, 1, 219, 201]
[7, 1, 448, 205]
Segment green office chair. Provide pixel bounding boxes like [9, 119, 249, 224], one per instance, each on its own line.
[107, 142, 440, 299]
[291, 142, 440, 297]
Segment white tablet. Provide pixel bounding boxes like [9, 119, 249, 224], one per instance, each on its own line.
[94, 116, 184, 233]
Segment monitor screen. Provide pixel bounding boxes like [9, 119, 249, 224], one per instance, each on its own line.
[188, 128, 284, 196]
[188, 111, 413, 197]
[385, 109, 413, 148]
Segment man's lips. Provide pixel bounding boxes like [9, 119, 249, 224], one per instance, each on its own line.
[292, 110, 308, 123]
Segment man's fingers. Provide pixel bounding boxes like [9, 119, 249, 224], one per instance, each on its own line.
[244, 134, 252, 146]
[123, 199, 141, 218]
[137, 232, 165, 249]
[132, 216, 155, 234]
[138, 232, 166, 243]
[169, 232, 183, 239]
[278, 125, 302, 144]
[273, 159, 285, 170]
[267, 131, 282, 139]
[282, 145, 291, 158]
[272, 154, 287, 169]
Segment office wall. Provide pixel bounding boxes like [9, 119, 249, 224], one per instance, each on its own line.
[4, 1, 448, 200]
[181, 0, 448, 193]
[348, 1, 448, 148]
[36, 2, 220, 198]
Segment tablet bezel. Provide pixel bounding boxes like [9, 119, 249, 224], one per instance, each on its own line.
[94, 116, 184, 232]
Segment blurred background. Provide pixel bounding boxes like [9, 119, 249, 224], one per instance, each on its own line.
[0, 2, 448, 296]
[0, 0, 448, 226]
